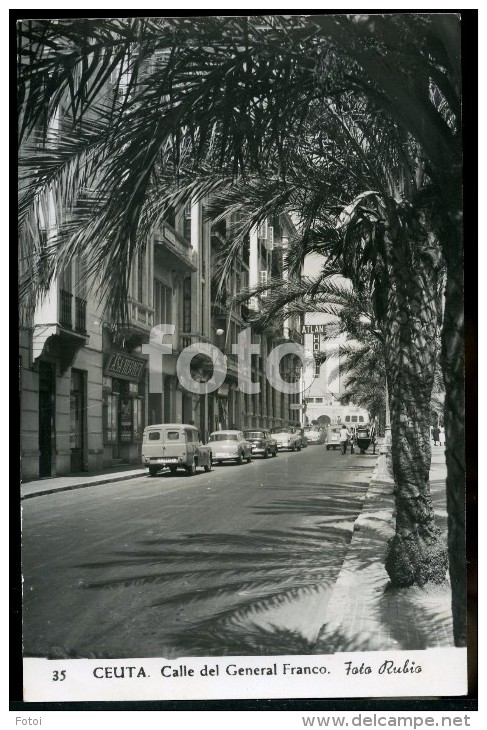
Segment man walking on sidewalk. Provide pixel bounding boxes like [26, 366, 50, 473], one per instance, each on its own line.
[432, 425, 440, 446]
[339, 424, 350, 455]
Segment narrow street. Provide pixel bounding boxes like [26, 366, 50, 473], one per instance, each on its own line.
[22, 447, 376, 659]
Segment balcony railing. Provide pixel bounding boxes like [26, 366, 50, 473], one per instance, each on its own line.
[154, 222, 197, 271]
[127, 298, 154, 331]
[75, 297, 87, 333]
[59, 289, 73, 329]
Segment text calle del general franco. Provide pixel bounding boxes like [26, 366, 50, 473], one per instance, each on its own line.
[92, 659, 422, 680]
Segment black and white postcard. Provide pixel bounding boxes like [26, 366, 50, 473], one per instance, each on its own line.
[17, 12, 471, 705]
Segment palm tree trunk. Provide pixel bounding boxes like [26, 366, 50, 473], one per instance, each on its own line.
[441, 222, 466, 647]
[384, 225, 448, 586]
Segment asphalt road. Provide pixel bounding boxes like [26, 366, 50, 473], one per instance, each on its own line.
[21, 445, 377, 658]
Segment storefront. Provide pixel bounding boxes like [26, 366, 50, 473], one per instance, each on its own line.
[102, 351, 147, 465]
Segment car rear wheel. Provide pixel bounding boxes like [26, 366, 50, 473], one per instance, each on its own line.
[169, 466, 178, 474]
[204, 456, 212, 472]
[292, 443, 297, 452]
[326, 445, 330, 451]
[272, 448, 277, 457]
[297, 444, 302, 451]
[263, 449, 269, 459]
[237, 452, 244, 465]
[149, 466, 159, 477]
[246, 453, 252, 463]
[186, 460, 196, 476]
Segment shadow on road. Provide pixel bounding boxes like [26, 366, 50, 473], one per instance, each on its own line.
[69, 479, 370, 657]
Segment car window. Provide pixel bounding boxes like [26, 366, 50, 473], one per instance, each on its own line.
[148, 431, 160, 441]
[166, 431, 180, 440]
[210, 433, 238, 441]
[244, 431, 265, 439]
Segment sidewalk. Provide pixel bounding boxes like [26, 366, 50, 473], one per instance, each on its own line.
[21, 464, 147, 500]
[313, 445, 454, 653]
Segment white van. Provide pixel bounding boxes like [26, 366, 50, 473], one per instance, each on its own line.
[142, 424, 212, 477]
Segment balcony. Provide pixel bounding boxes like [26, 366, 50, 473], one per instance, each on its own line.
[32, 286, 89, 371]
[154, 223, 197, 273]
[127, 298, 154, 332]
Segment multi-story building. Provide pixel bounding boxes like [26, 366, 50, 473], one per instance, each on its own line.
[208, 212, 302, 436]
[300, 255, 370, 427]
[19, 198, 303, 480]
[19, 35, 306, 480]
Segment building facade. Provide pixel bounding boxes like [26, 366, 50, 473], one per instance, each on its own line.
[20, 201, 303, 480]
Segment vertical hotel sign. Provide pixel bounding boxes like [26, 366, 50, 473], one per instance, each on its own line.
[104, 352, 146, 381]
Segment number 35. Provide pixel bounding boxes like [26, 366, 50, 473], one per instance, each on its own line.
[52, 670, 66, 682]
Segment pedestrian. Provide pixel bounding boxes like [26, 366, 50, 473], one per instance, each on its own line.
[350, 427, 356, 454]
[439, 426, 445, 446]
[432, 425, 440, 446]
[339, 424, 350, 454]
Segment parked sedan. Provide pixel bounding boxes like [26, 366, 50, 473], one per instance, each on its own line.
[243, 430, 278, 458]
[208, 430, 253, 464]
[303, 426, 326, 445]
[269, 426, 302, 452]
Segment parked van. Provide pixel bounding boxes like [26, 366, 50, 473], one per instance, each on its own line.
[142, 424, 212, 477]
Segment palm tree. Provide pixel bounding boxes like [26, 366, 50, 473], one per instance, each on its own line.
[17, 14, 464, 642]
[234, 223, 446, 590]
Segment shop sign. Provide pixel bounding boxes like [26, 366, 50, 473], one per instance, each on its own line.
[301, 324, 328, 334]
[104, 352, 146, 381]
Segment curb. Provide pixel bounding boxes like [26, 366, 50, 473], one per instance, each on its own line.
[312, 456, 397, 654]
[312, 456, 454, 653]
[21, 470, 147, 500]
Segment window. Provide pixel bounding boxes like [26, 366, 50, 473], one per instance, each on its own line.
[315, 397, 324, 403]
[166, 431, 180, 440]
[267, 226, 274, 250]
[259, 270, 268, 296]
[120, 398, 133, 442]
[164, 206, 176, 228]
[137, 250, 145, 302]
[345, 416, 350, 422]
[103, 392, 117, 443]
[257, 220, 268, 240]
[351, 415, 358, 423]
[148, 431, 161, 441]
[154, 280, 172, 325]
[359, 416, 364, 422]
[183, 277, 192, 332]
[210, 433, 238, 441]
[183, 202, 192, 241]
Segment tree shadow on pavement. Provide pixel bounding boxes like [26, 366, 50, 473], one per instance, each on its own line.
[73, 517, 365, 657]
